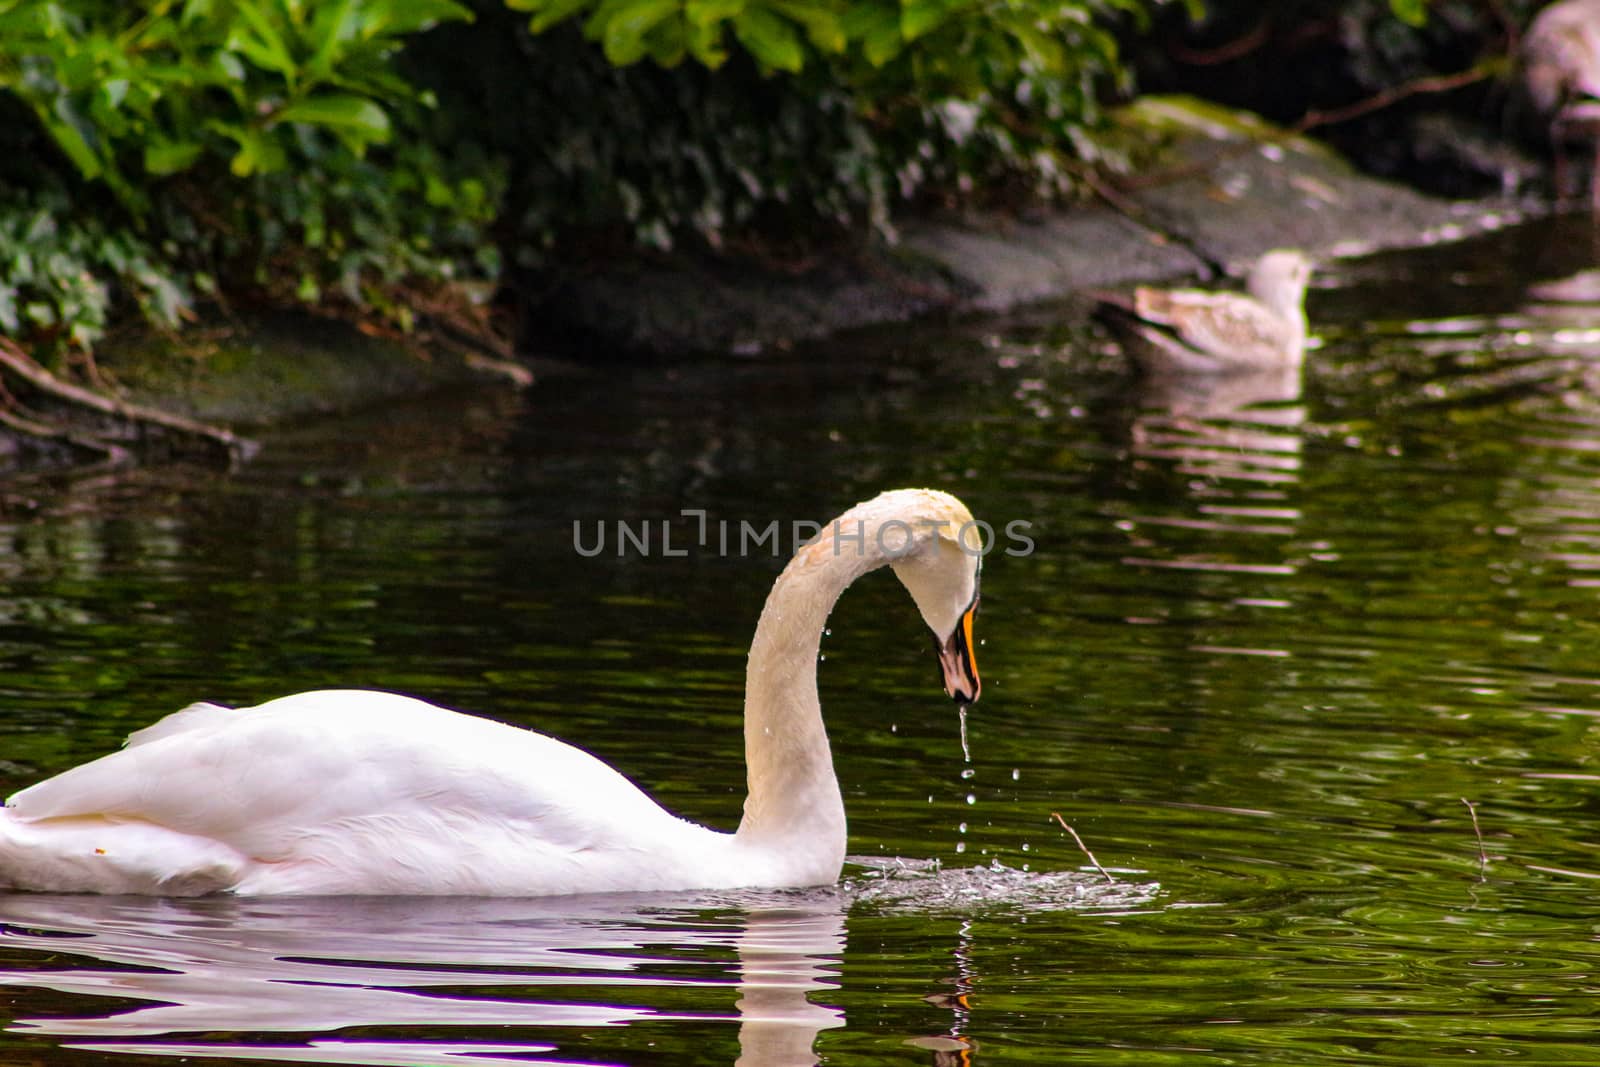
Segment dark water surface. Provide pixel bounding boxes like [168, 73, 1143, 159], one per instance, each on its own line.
[6, 217, 1600, 1064]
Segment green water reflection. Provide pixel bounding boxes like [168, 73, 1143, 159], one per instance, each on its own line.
[5, 218, 1600, 1064]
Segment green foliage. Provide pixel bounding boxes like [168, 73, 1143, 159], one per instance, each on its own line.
[0, 187, 191, 356]
[507, 0, 1147, 80]
[6, 0, 1521, 364]
[0, 0, 471, 206]
[1387, 0, 1428, 27]
[456, 0, 1162, 263]
[0, 0, 1169, 356]
[227, 134, 505, 322]
[448, 33, 909, 255]
[0, 0, 502, 351]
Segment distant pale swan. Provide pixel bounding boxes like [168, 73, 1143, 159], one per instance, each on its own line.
[1099, 249, 1314, 375]
[0, 489, 982, 896]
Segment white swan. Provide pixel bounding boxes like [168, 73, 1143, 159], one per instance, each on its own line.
[0, 488, 983, 896]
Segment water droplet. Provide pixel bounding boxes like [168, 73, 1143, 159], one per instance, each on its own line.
[1021, 842, 1030, 852]
[1011, 768, 1020, 781]
[965, 793, 976, 805]
[955, 841, 966, 853]
[961, 768, 975, 780]
[958, 821, 967, 833]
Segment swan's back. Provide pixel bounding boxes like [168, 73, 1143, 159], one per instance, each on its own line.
[1, 691, 737, 896]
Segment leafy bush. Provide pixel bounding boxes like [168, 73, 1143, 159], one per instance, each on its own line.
[415, 0, 1170, 268]
[409, 20, 893, 259]
[0, 186, 187, 354]
[0, 0, 501, 353]
[0, 0, 470, 206]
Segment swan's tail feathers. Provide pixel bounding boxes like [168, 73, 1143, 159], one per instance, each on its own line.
[0, 810, 244, 895]
[125, 701, 235, 748]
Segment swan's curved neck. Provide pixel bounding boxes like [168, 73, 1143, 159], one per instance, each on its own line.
[1250, 272, 1307, 330]
[736, 514, 895, 857]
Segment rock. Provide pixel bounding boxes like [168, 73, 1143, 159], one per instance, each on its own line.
[104, 312, 522, 426]
[1105, 96, 1504, 268]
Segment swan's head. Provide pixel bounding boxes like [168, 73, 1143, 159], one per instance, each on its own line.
[1246, 249, 1314, 314]
[875, 489, 983, 705]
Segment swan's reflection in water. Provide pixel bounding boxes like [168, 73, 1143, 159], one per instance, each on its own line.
[1122, 367, 1306, 586]
[0, 890, 845, 1066]
[1130, 366, 1306, 491]
[907, 917, 978, 1064]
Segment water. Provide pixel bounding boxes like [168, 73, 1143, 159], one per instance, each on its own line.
[5, 216, 1600, 1063]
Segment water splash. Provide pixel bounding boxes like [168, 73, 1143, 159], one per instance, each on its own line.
[845, 856, 1159, 914]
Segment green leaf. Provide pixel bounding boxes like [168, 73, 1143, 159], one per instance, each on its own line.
[765, 0, 842, 53]
[732, 7, 803, 71]
[518, 0, 596, 33]
[213, 122, 290, 175]
[275, 93, 392, 147]
[227, 5, 298, 83]
[181, 0, 219, 25]
[598, 0, 681, 65]
[365, 0, 473, 35]
[306, 0, 358, 81]
[900, 0, 957, 42]
[1388, 0, 1427, 26]
[143, 139, 204, 176]
[684, 15, 729, 65]
[840, 1, 900, 65]
[645, 19, 687, 65]
[685, 0, 742, 29]
[38, 100, 103, 179]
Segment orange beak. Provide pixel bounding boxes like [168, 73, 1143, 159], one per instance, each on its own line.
[936, 600, 980, 704]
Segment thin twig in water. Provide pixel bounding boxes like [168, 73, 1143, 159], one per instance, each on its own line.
[1461, 798, 1488, 883]
[1050, 812, 1114, 883]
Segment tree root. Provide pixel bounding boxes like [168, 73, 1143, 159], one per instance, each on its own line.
[0, 338, 256, 465]
[0, 403, 133, 467]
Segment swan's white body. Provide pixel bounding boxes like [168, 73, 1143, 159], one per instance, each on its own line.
[0, 488, 983, 896]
